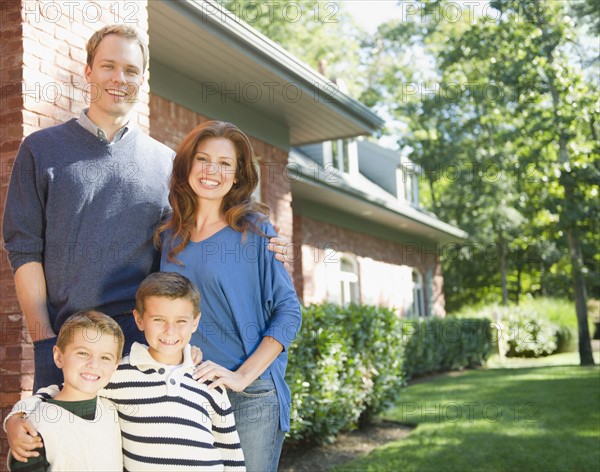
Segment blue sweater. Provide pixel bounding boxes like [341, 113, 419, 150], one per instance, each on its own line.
[160, 219, 302, 431]
[3, 119, 173, 330]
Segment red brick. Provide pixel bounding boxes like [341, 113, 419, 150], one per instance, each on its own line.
[0, 360, 30, 376]
[0, 392, 22, 410]
[0, 125, 23, 142]
[0, 67, 23, 84]
[1, 375, 22, 392]
[0, 36, 23, 57]
[0, 52, 24, 69]
[0, 7, 22, 24]
[22, 343, 34, 360]
[1, 96, 23, 112]
[0, 140, 22, 154]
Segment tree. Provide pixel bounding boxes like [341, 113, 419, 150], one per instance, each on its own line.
[362, 0, 598, 364]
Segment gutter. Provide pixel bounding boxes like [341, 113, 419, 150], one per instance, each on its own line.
[165, 0, 385, 133]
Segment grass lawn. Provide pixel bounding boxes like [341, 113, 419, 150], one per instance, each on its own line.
[338, 353, 600, 472]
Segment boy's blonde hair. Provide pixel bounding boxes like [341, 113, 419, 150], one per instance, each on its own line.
[56, 310, 125, 361]
[135, 272, 201, 317]
[86, 25, 149, 71]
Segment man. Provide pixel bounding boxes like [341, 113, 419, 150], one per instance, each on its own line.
[3, 25, 170, 391]
[3, 25, 288, 393]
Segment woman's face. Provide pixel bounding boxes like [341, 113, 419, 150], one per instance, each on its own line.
[188, 137, 238, 205]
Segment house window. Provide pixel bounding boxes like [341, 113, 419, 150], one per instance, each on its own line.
[397, 163, 420, 207]
[324, 140, 358, 175]
[412, 269, 426, 318]
[339, 255, 359, 306]
[331, 139, 349, 173]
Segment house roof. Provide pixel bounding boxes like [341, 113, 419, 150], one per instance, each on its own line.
[289, 148, 468, 244]
[148, 0, 384, 148]
[357, 139, 422, 190]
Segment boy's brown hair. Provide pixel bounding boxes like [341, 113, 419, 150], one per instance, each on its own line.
[86, 25, 149, 71]
[56, 310, 125, 361]
[135, 272, 201, 317]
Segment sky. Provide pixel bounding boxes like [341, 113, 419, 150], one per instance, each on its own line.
[342, 0, 403, 32]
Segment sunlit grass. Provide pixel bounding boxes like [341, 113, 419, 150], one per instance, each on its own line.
[337, 354, 600, 472]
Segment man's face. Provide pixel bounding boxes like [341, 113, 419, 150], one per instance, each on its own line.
[85, 34, 145, 121]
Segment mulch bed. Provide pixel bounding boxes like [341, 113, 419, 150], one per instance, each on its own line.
[279, 420, 413, 471]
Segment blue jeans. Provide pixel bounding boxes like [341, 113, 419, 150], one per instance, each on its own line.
[32, 313, 146, 391]
[228, 379, 286, 472]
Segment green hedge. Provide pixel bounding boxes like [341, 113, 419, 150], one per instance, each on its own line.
[401, 318, 494, 379]
[285, 304, 404, 444]
[285, 305, 494, 445]
[452, 297, 580, 354]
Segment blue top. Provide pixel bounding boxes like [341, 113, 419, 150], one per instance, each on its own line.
[160, 218, 302, 431]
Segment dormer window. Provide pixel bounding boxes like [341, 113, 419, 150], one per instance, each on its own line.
[396, 162, 420, 207]
[324, 139, 358, 175]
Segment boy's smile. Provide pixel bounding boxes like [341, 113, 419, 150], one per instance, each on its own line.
[53, 329, 120, 401]
[134, 296, 200, 365]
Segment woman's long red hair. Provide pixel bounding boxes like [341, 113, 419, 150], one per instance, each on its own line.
[155, 121, 270, 263]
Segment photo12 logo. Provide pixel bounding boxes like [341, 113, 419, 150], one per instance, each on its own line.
[18, 1, 141, 25]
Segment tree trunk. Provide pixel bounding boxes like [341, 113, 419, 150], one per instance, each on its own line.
[515, 253, 522, 305]
[499, 230, 508, 306]
[428, 177, 438, 212]
[532, 0, 595, 366]
[568, 228, 595, 365]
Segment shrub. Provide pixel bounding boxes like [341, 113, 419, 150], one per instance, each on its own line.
[401, 318, 493, 379]
[453, 298, 578, 356]
[285, 306, 494, 445]
[285, 304, 404, 444]
[495, 307, 559, 358]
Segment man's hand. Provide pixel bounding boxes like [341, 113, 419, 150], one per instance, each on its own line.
[6, 414, 43, 462]
[190, 345, 203, 365]
[267, 224, 294, 266]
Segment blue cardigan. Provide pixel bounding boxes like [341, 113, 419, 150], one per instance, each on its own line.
[160, 218, 302, 431]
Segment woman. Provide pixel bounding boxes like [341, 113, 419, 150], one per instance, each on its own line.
[156, 121, 302, 472]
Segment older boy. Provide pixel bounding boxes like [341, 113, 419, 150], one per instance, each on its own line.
[6, 273, 245, 471]
[9, 311, 124, 471]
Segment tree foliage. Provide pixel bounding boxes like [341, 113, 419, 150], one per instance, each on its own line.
[221, 1, 598, 364]
[362, 0, 598, 364]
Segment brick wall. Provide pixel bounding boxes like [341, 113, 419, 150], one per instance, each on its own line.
[295, 215, 446, 316]
[0, 1, 150, 465]
[1, 1, 27, 463]
[149, 94, 295, 280]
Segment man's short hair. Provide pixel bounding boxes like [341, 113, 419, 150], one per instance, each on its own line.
[135, 272, 201, 317]
[86, 25, 149, 71]
[56, 310, 125, 360]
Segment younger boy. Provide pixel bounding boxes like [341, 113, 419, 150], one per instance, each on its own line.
[9, 311, 124, 471]
[5, 273, 245, 471]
